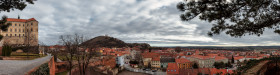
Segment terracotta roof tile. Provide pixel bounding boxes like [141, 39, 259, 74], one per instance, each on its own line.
[7, 18, 37, 22]
[176, 58, 191, 63]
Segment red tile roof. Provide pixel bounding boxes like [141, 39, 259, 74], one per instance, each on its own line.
[167, 63, 179, 75]
[142, 52, 159, 58]
[152, 56, 160, 61]
[215, 56, 228, 61]
[234, 56, 245, 60]
[176, 58, 191, 63]
[7, 18, 37, 22]
[209, 68, 233, 75]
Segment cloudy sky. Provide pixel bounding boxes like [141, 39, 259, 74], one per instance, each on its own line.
[1, 0, 280, 46]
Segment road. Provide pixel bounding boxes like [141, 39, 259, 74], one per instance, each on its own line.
[124, 64, 166, 75]
[0, 54, 52, 75]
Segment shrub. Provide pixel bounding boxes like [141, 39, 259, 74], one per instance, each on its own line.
[2, 45, 12, 56]
[31, 63, 49, 75]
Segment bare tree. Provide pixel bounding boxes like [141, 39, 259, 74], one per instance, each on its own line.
[76, 46, 97, 75]
[59, 34, 78, 75]
[59, 34, 96, 75]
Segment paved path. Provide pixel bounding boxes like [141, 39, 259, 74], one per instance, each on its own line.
[124, 64, 166, 75]
[0, 54, 52, 75]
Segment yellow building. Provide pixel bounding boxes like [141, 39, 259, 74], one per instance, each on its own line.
[0, 18, 38, 46]
[142, 52, 159, 67]
[151, 57, 161, 68]
[176, 58, 192, 69]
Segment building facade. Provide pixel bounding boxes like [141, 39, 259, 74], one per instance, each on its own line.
[189, 56, 215, 68]
[176, 58, 192, 69]
[0, 18, 38, 46]
[151, 57, 161, 68]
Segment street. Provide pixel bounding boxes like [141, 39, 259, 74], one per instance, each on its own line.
[0, 54, 52, 75]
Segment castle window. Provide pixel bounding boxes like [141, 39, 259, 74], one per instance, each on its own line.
[23, 24, 24, 26]
[15, 24, 17, 26]
[15, 29, 17, 32]
[23, 30, 24, 32]
[19, 29, 21, 32]
[19, 34, 21, 37]
[15, 34, 17, 36]
[10, 29, 12, 32]
[31, 28, 33, 32]
[10, 34, 12, 36]
[19, 24, 21, 26]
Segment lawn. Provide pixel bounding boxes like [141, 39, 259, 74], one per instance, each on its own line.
[55, 71, 69, 75]
[2, 52, 47, 60]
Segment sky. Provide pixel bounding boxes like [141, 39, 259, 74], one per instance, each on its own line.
[1, 0, 280, 46]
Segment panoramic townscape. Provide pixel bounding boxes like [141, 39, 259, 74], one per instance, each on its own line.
[1, 0, 280, 75]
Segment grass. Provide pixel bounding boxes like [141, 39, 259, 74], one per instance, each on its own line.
[55, 71, 69, 75]
[3, 52, 47, 60]
[57, 55, 78, 61]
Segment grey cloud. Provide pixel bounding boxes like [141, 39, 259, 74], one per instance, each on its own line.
[0, 0, 279, 46]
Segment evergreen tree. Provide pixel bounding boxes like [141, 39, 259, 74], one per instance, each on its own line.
[177, 0, 280, 37]
[232, 55, 235, 63]
[193, 62, 199, 69]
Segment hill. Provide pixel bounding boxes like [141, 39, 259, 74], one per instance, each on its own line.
[81, 36, 127, 48]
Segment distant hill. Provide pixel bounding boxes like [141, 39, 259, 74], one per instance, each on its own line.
[81, 36, 127, 48]
[127, 43, 151, 50]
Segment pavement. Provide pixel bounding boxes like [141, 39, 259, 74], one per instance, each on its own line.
[0, 54, 52, 75]
[124, 64, 166, 75]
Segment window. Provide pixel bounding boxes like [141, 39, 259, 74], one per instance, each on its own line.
[15, 29, 17, 32]
[31, 23, 33, 25]
[19, 29, 21, 32]
[19, 34, 21, 37]
[15, 34, 17, 36]
[23, 34, 25, 37]
[10, 29, 12, 32]
[15, 24, 17, 26]
[168, 70, 170, 71]
[31, 28, 33, 32]
[23, 24, 24, 26]
[6, 34, 8, 36]
[171, 70, 173, 72]
[175, 70, 176, 72]
[23, 30, 24, 32]
[10, 34, 12, 36]
[19, 24, 21, 26]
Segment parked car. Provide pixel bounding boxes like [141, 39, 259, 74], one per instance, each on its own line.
[152, 70, 157, 72]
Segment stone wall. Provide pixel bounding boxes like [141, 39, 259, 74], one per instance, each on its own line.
[48, 57, 56, 75]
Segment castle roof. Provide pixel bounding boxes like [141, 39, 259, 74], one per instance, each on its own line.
[7, 18, 37, 22]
